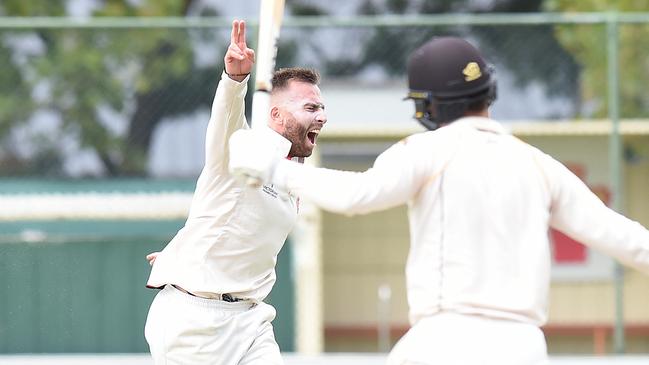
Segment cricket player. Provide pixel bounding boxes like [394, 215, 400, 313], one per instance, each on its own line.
[144, 20, 326, 365]
[228, 37, 649, 364]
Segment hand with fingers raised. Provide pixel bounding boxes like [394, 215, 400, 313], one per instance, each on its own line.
[225, 19, 255, 82]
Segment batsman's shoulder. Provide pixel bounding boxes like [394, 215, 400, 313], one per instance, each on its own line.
[399, 128, 449, 149]
[398, 129, 428, 145]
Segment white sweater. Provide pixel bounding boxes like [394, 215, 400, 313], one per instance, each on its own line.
[272, 116, 649, 326]
[147, 72, 298, 301]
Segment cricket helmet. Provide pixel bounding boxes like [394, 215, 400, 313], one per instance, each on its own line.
[405, 37, 497, 130]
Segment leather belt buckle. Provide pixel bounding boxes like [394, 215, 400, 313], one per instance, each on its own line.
[222, 293, 241, 302]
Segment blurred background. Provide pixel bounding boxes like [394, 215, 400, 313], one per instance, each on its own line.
[0, 0, 648, 362]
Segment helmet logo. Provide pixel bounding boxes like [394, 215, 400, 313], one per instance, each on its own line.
[463, 62, 482, 82]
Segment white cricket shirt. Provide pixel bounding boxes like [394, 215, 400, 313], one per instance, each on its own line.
[147, 72, 298, 301]
[272, 116, 649, 326]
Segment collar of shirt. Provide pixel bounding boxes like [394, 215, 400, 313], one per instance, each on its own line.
[452, 116, 510, 135]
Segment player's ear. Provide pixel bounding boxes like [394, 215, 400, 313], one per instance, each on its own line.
[270, 105, 283, 126]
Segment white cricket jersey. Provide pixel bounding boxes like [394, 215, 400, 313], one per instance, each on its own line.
[147, 72, 298, 301]
[272, 116, 649, 326]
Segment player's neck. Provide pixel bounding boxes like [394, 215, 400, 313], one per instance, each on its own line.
[464, 108, 489, 118]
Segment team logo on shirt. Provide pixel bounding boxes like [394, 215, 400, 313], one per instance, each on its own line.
[263, 184, 298, 213]
[262, 184, 278, 198]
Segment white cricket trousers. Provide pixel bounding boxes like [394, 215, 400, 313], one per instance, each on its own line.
[145, 285, 283, 365]
[387, 312, 549, 365]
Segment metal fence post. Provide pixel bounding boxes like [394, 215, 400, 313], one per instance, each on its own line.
[606, 11, 625, 354]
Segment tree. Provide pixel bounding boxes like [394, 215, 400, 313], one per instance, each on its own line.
[0, 0, 224, 176]
[0, 0, 588, 176]
[316, 0, 580, 110]
[547, 0, 649, 119]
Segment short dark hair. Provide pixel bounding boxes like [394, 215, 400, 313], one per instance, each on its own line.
[466, 94, 491, 113]
[271, 67, 320, 92]
[433, 89, 493, 124]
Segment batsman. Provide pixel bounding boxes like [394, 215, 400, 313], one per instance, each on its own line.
[144, 19, 326, 365]
[229, 37, 649, 364]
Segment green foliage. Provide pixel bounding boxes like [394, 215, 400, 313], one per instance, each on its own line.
[288, 1, 327, 16]
[0, 0, 227, 176]
[548, 0, 649, 118]
[0, 0, 66, 16]
[0, 46, 33, 137]
[330, 0, 579, 108]
[5, 0, 632, 177]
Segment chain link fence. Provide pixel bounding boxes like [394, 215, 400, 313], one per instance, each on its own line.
[1, 14, 649, 356]
[0, 14, 647, 178]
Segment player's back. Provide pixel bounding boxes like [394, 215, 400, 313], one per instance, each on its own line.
[406, 117, 553, 326]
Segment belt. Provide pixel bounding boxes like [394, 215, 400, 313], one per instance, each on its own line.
[172, 285, 243, 302]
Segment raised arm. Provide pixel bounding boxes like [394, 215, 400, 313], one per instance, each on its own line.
[229, 131, 449, 215]
[272, 140, 427, 215]
[542, 152, 649, 274]
[225, 20, 255, 83]
[204, 20, 256, 171]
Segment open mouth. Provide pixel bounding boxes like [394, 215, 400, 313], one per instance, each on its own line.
[307, 130, 320, 145]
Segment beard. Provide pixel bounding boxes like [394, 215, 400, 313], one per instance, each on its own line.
[283, 121, 313, 158]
